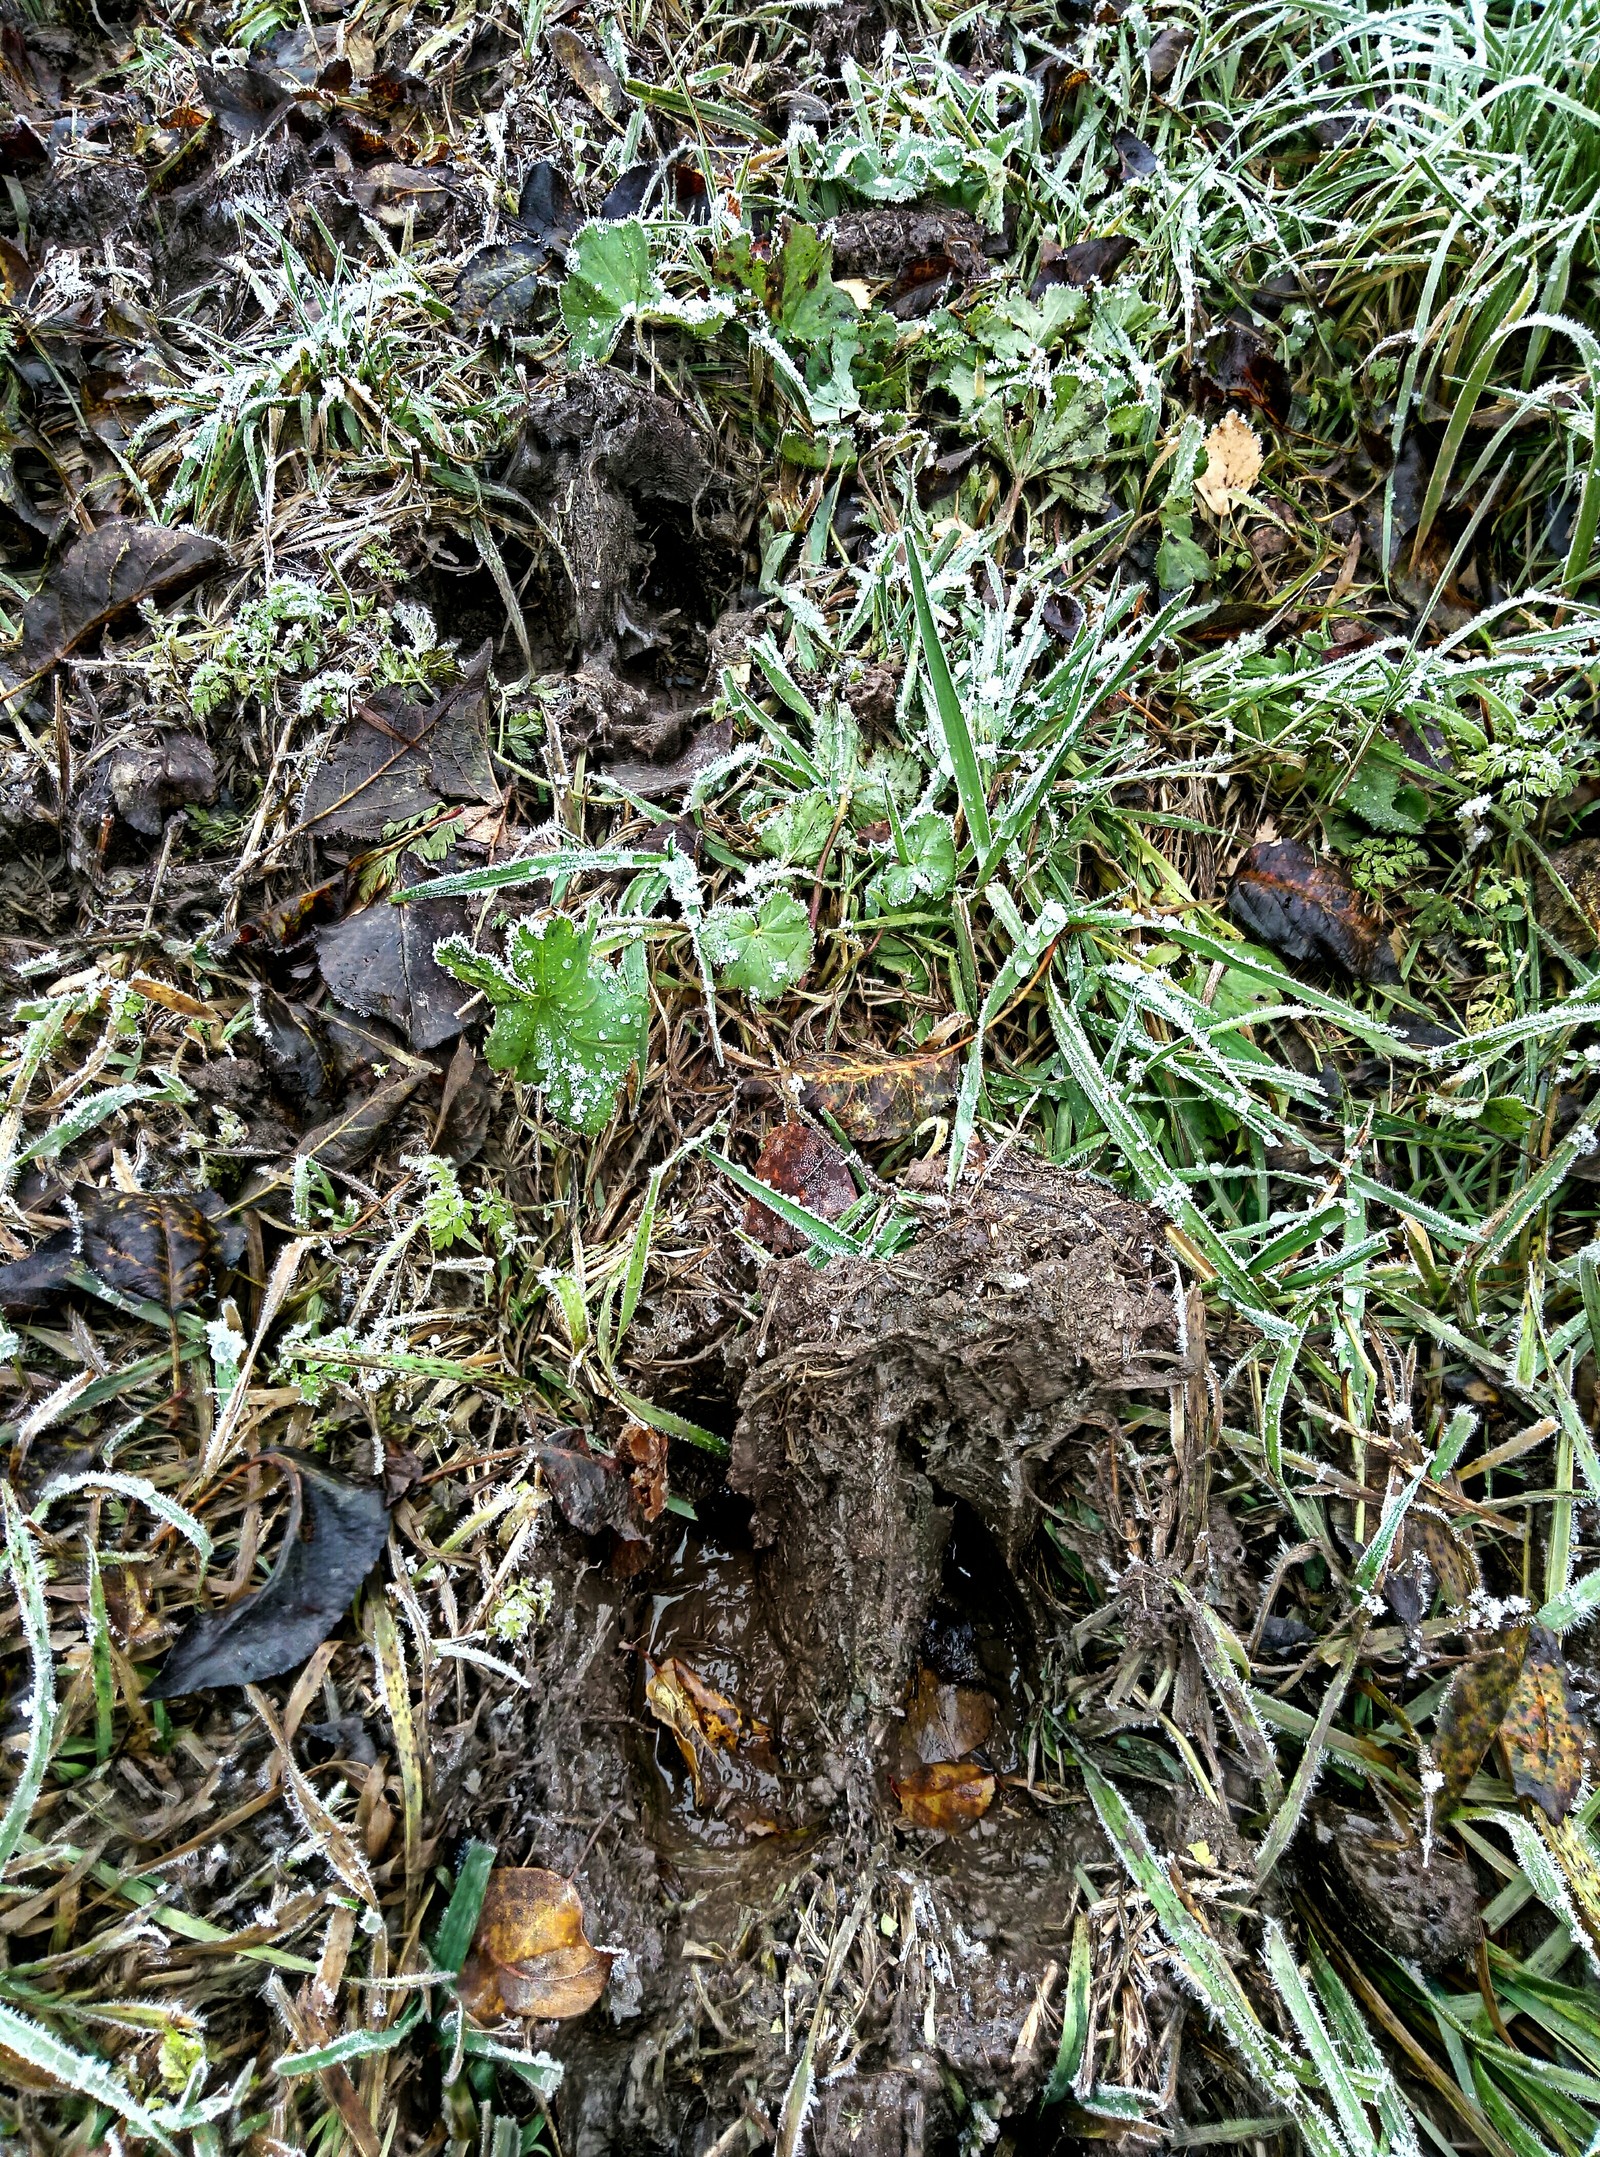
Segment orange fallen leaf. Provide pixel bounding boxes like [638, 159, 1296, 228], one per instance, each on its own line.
[645, 1656, 770, 1805]
[457, 1867, 613, 2022]
[892, 1759, 995, 1831]
[617, 1421, 667, 1522]
[1500, 1641, 1587, 1823]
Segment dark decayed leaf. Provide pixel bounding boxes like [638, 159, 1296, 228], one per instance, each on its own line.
[546, 25, 626, 122]
[535, 1440, 647, 1541]
[194, 61, 294, 141]
[314, 855, 473, 1053]
[146, 1452, 390, 1698]
[236, 1075, 426, 1210]
[456, 163, 578, 325]
[1040, 589, 1086, 644]
[1499, 1634, 1586, 1822]
[1434, 1624, 1529, 1806]
[456, 243, 556, 329]
[598, 162, 656, 221]
[1113, 128, 1160, 180]
[108, 731, 217, 836]
[1031, 56, 1090, 143]
[903, 1666, 994, 1766]
[602, 717, 734, 801]
[1029, 234, 1136, 298]
[1146, 24, 1195, 84]
[1183, 316, 1292, 427]
[302, 646, 498, 839]
[256, 989, 332, 1110]
[1228, 839, 1400, 982]
[1385, 1501, 1481, 1628]
[0, 117, 47, 173]
[0, 1191, 226, 1314]
[20, 519, 227, 674]
[741, 1122, 857, 1254]
[519, 159, 578, 239]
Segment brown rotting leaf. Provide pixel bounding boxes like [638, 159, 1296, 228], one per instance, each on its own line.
[892, 1760, 996, 1831]
[741, 1120, 857, 1252]
[20, 519, 227, 675]
[1228, 838, 1401, 982]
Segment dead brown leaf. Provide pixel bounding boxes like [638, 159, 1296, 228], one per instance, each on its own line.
[617, 1422, 667, 1522]
[547, 26, 626, 121]
[458, 1867, 613, 2022]
[904, 1667, 994, 1766]
[1228, 839, 1400, 983]
[20, 519, 227, 675]
[1028, 234, 1136, 297]
[741, 1121, 857, 1253]
[314, 855, 474, 1053]
[302, 647, 498, 841]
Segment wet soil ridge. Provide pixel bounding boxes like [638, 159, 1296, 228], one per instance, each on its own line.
[506, 1162, 1184, 2155]
[730, 1162, 1183, 1825]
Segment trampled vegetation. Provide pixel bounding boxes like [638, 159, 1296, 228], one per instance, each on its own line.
[2, 0, 1600, 2152]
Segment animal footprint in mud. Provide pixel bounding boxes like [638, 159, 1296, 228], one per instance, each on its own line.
[644, 1656, 782, 1836]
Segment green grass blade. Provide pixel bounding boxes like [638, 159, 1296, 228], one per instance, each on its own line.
[905, 536, 991, 854]
[0, 1490, 57, 1872]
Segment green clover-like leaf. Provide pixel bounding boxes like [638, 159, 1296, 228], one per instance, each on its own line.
[701, 891, 814, 1002]
[436, 913, 647, 1134]
[559, 219, 661, 362]
[867, 813, 957, 911]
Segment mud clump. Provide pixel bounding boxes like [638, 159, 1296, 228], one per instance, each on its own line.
[498, 1160, 1183, 2154]
[729, 1159, 1180, 1820]
[498, 369, 746, 678]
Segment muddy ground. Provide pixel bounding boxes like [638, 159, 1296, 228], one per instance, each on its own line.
[455, 1162, 1222, 2156]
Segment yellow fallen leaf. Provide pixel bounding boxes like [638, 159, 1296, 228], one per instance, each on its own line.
[892, 1759, 996, 1830]
[1195, 410, 1263, 515]
[837, 278, 874, 310]
[457, 1867, 613, 2022]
